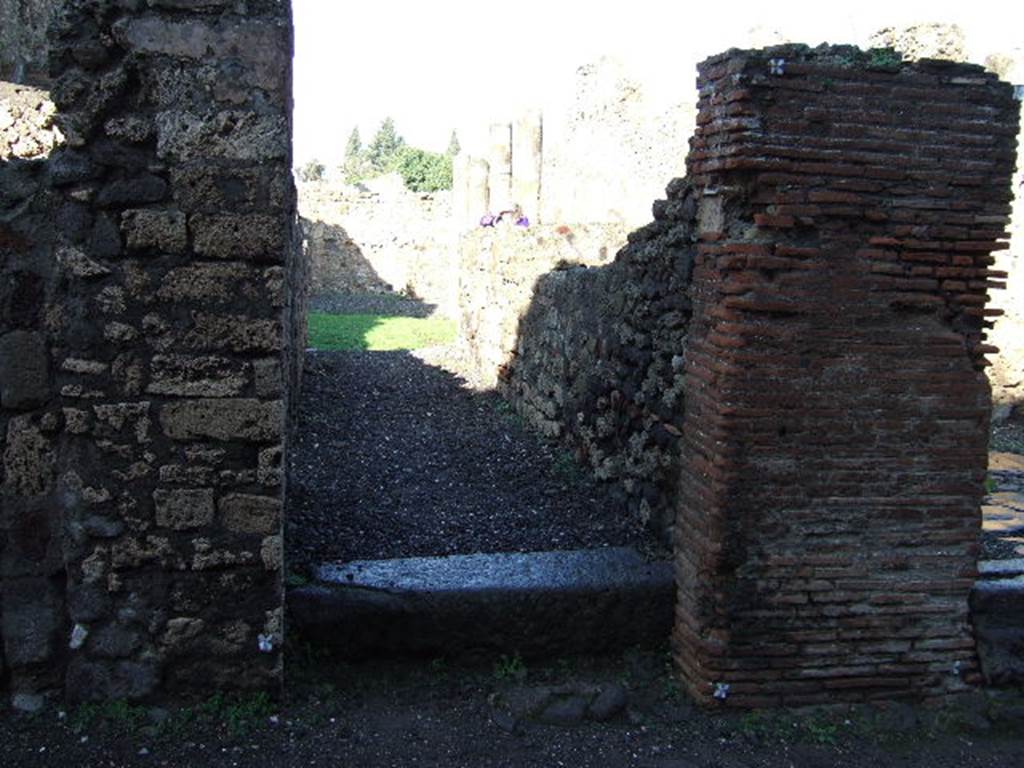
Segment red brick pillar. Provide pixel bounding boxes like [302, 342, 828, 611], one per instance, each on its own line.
[674, 46, 1019, 707]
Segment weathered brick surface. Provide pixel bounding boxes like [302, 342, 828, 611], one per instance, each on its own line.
[0, 0, 301, 704]
[674, 46, 1019, 707]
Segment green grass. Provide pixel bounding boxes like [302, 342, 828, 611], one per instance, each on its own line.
[308, 312, 456, 351]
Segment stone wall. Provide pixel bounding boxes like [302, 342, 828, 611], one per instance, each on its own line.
[299, 177, 456, 315]
[674, 45, 1018, 707]
[0, 0, 300, 706]
[457, 222, 628, 388]
[0, 0, 60, 81]
[499, 183, 696, 543]
[1, 79, 66, 707]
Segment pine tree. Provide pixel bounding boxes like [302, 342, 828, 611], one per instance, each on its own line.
[344, 127, 362, 159]
[446, 130, 461, 157]
[366, 117, 405, 173]
[341, 126, 367, 184]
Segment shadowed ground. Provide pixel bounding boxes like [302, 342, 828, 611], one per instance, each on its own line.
[286, 345, 661, 571]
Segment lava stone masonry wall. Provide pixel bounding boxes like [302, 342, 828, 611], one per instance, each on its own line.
[0, 0, 300, 705]
[457, 222, 628, 387]
[674, 46, 1019, 707]
[498, 183, 696, 543]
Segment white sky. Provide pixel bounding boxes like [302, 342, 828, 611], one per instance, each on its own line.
[292, 0, 1023, 167]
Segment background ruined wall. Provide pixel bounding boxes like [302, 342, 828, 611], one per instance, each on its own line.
[452, 59, 696, 231]
[539, 57, 697, 228]
[457, 223, 627, 387]
[299, 177, 456, 315]
[0, 0, 301, 705]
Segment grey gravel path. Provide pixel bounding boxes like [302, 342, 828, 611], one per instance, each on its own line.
[285, 348, 661, 570]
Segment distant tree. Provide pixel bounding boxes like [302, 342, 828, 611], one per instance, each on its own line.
[446, 130, 461, 157]
[344, 126, 362, 158]
[342, 126, 369, 184]
[297, 159, 325, 182]
[395, 146, 453, 192]
[366, 117, 406, 173]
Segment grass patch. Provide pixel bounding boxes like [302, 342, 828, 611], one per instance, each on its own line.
[308, 312, 456, 351]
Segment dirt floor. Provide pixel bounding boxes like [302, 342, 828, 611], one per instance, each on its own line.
[3, 647, 1023, 768]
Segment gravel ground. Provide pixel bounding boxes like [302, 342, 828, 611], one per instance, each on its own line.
[4, 649, 1023, 768]
[286, 336, 1024, 567]
[307, 290, 439, 318]
[286, 348, 662, 570]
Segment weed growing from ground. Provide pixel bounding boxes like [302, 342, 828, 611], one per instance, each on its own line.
[991, 418, 1024, 454]
[736, 709, 843, 746]
[70, 700, 148, 736]
[193, 691, 276, 736]
[493, 653, 527, 682]
[70, 703, 102, 734]
[223, 692, 274, 736]
[552, 450, 582, 483]
[493, 397, 526, 430]
[803, 714, 839, 745]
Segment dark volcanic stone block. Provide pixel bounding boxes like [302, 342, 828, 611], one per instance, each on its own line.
[289, 547, 674, 657]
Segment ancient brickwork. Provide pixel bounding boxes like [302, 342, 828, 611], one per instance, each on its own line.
[499, 183, 696, 542]
[674, 46, 1018, 707]
[0, 0, 300, 705]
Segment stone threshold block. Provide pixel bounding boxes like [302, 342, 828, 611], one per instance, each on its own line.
[973, 559, 1024, 686]
[289, 547, 674, 657]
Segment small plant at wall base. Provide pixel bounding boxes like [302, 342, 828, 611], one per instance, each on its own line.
[494, 653, 528, 682]
[866, 48, 902, 70]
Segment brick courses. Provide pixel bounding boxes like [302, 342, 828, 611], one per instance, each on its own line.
[674, 45, 1019, 707]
